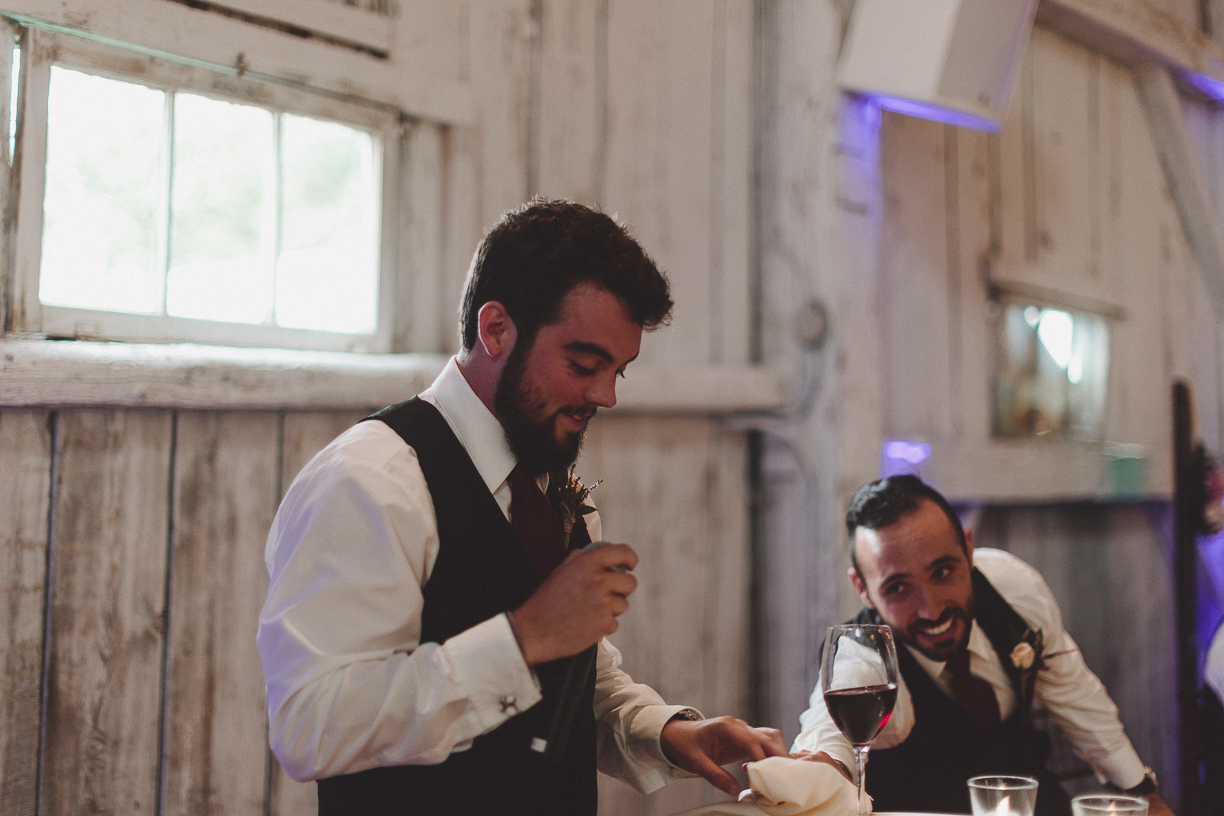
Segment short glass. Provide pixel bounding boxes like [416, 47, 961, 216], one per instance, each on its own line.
[1070, 794, 1149, 816]
[967, 775, 1039, 816]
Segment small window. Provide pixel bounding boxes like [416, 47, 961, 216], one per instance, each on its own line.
[8, 27, 401, 352]
[992, 300, 1110, 440]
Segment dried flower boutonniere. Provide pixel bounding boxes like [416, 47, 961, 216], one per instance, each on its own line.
[547, 464, 601, 550]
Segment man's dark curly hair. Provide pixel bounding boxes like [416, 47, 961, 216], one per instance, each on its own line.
[458, 198, 673, 352]
[845, 475, 968, 574]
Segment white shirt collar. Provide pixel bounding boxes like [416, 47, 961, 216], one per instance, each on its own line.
[420, 356, 516, 496]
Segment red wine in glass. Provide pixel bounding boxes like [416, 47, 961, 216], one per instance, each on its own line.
[822, 624, 900, 816]
[824, 683, 898, 746]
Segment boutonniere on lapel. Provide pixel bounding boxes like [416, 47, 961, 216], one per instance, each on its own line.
[1010, 628, 1044, 699]
[546, 464, 601, 550]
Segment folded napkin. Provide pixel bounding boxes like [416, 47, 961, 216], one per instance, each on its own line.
[671, 756, 865, 816]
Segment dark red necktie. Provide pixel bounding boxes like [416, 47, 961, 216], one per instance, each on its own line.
[508, 465, 567, 579]
[946, 650, 1001, 729]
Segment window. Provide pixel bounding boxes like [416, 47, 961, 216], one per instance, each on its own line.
[6, 25, 402, 352]
[992, 300, 1110, 440]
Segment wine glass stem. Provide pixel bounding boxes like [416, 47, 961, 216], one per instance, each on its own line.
[854, 747, 868, 816]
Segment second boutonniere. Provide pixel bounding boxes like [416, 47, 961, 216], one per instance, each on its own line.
[1010, 628, 1044, 699]
[547, 464, 601, 550]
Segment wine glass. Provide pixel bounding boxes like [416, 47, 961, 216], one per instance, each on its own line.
[822, 624, 900, 816]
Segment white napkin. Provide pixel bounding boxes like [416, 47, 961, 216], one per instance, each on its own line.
[671, 756, 865, 816]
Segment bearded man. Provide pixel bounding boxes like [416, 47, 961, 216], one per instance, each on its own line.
[258, 199, 786, 815]
[793, 475, 1173, 816]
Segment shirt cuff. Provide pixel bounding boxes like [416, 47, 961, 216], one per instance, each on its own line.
[1092, 747, 1148, 791]
[442, 613, 542, 731]
[632, 704, 705, 767]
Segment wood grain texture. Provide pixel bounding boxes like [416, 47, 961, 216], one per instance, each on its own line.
[581, 414, 751, 814]
[0, 410, 51, 816]
[537, 0, 601, 205]
[398, 121, 447, 354]
[163, 411, 280, 816]
[42, 409, 172, 816]
[878, 112, 954, 442]
[469, 0, 534, 229]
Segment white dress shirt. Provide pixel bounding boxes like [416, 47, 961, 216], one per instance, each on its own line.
[258, 357, 694, 792]
[792, 548, 1147, 790]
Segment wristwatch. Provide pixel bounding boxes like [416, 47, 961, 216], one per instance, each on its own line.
[1122, 767, 1158, 797]
[668, 709, 703, 723]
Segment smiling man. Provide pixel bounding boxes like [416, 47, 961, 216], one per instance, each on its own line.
[792, 475, 1173, 816]
[258, 199, 786, 815]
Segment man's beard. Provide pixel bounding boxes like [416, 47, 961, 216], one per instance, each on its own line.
[493, 340, 592, 476]
[900, 598, 975, 662]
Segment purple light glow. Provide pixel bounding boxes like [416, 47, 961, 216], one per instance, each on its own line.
[880, 439, 932, 479]
[1185, 71, 1224, 104]
[864, 94, 1001, 133]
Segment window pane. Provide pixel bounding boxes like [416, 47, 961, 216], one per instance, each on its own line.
[40, 67, 165, 314]
[167, 92, 274, 324]
[276, 113, 379, 334]
[993, 302, 1110, 440]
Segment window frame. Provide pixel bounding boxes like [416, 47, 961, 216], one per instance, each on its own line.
[5, 24, 405, 353]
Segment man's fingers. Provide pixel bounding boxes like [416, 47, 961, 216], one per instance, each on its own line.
[687, 753, 741, 797]
[585, 542, 638, 571]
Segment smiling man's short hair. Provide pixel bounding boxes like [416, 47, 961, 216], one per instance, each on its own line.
[845, 476, 968, 574]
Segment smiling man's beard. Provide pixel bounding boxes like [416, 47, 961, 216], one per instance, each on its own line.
[493, 339, 592, 476]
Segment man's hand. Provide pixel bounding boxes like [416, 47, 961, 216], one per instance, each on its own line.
[790, 749, 853, 782]
[512, 544, 637, 665]
[660, 716, 788, 797]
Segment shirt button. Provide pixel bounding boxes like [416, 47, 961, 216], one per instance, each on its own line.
[499, 694, 518, 715]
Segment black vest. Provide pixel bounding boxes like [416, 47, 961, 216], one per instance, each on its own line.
[316, 399, 598, 816]
[853, 569, 1071, 816]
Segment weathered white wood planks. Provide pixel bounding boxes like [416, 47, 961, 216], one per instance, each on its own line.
[0, 410, 51, 816]
[163, 411, 280, 816]
[41, 410, 172, 816]
[581, 414, 751, 813]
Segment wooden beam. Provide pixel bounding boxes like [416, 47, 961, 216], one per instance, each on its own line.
[0, 339, 789, 413]
[1038, 0, 1224, 87]
[0, 0, 474, 124]
[1134, 63, 1224, 316]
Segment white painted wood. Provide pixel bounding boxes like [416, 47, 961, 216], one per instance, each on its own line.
[537, 0, 600, 205]
[0, 340, 446, 410]
[603, 0, 663, 363]
[41, 409, 171, 816]
[1038, 0, 1224, 88]
[0, 409, 50, 816]
[0, 339, 787, 413]
[1134, 63, 1224, 317]
[440, 123, 480, 358]
[0, 0, 474, 124]
[754, 0, 879, 757]
[468, 0, 533, 229]
[713, 0, 754, 366]
[200, 0, 392, 54]
[878, 112, 954, 442]
[399, 121, 446, 354]
[164, 411, 280, 816]
[581, 415, 751, 813]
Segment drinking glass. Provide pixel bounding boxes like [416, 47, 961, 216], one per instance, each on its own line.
[1070, 795, 1149, 816]
[968, 775, 1039, 816]
[821, 624, 899, 816]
